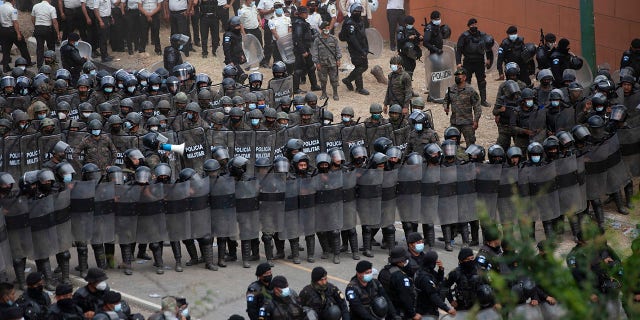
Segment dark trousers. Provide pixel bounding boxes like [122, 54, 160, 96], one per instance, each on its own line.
[294, 53, 318, 90]
[97, 16, 112, 58]
[463, 60, 487, 102]
[62, 7, 87, 41]
[400, 54, 416, 75]
[170, 10, 192, 50]
[191, 5, 200, 44]
[386, 9, 404, 50]
[86, 10, 99, 51]
[140, 12, 161, 53]
[0, 27, 31, 72]
[125, 9, 141, 51]
[200, 14, 219, 54]
[110, 9, 126, 51]
[345, 56, 368, 90]
[245, 27, 262, 46]
[34, 25, 56, 67]
[261, 20, 273, 65]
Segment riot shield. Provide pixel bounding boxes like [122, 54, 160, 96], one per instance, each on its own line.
[2, 196, 33, 259]
[281, 179, 300, 240]
[208, 129, 235, 153]
[618, 126, 640, 177]
[539, 303, 569, 320]
[356, 168, 383, 226]
[65, 131, 90, 174]
[258, 173, 286, 234]
[70, 181, 95, 242]
[509, 304, 544, 320]
[393, 126, 409, 153]
[127, 95, 147, 113]
[574, 56, 593, 88]
[584, 134, 631, 199]
[424, 45, 456, 102]
[254, 130, 275, 160]
[476, 308, 503, 320]
[457, 163, 477, 223]
[528, 108, 548, 143]
[178, 127, 208, 174]
[340, 123, 366, 156]
[437, 165, 458, 225]
[364, 123, 393, 155]
[20, 134, 40, 173]
[298, 176, 316, 236]
[555, 155, 583, 215]
[241, 34, 265, 69]
[235, 179, 260, 240]
[54, 188, 73, 251]
[0, 214, 9, 277]
[188, 176, 211, 239]
[421, 165, 440, 225]
[253, 88, 276, 108]
[476, 163, 501, 221]
[498, 166, 519, 224]
[210, 175, 238, 238]
[268, 76, 294, 100]
[233, 130, 254, 160]
[164, 181, 191, 242]
[554, 107, 576, 133]
[114, 184, 140, 244]
[527, 162, 561, 222]
[276, 33, 296, 64]
[7, 96, 31, 111]
[92, 182, 115, 244]
[319, 124, 344, 152]
[380, 169, 398, 227]
[314, 171, 343, 232]
[111, 135, 139, 168]
[61, 40, 92, 60]
[38, 133, 64, 163]
[341, 169, 359, 230]
[136, 183, 167, 243]
[30, 195, 59, 260]
[299, 123, 321, 166]
[147, 93, 172, 107]
[397, 164, 421, 223]
[3, 136, 22, 179]
[273, 127, 289, 158]
[365, 28, 384, 59]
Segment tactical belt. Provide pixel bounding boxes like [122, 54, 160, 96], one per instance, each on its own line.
[210, 194, 235, 209]
[285, 196, 298, 211]
[115, 203, 137, 216]
[457, 181, 476, 195]
[556, 172, 579, 189]
[381, 187, 396, 201]
[236, 198, 259, 212]
[166, 199, 188, 215]
[421, 182, 438, 197]
[30, 213, 55, 232]
[584, 151, 621, 174]
[71, 198, 95, 212]
[356, 185, 381, 199]
[299, 194, 315, 209]
[438, 183, 456, 197]
[5, 214, 29, 230]
[54, 207, 72, 225]
[94, 200, 114, 216]
[189, 195, 209, 211]
[342, 188, 356, 202]
[397, 181, 421, 194]
[258, 192, 286, 202]
[315, 188, 342, 204]
[476, 180, 499, 193]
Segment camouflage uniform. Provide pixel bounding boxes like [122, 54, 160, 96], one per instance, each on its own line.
[73, 134, 118, 171]
[384, 70, 413, 108]
[444, 84, 481, 146]
[389, 116, 409, 130]
[91, 91, 123, 105]
[311, 32, 341, 96]
[406, 128, 439, 154]
[494, 79, 526, 107]
[492, 96, 518, 150]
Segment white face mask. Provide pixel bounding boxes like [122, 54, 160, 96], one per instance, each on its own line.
[406, 24, 413, 29]
[18, 66, 26, 71]
[224, 106, 232, 114]
[525, 100, 534, 107]
[58, 112, 67, 120]
[152, 85, 160, 91]
[96, 281, 107, 291]
[322, 29, 330, 34]
[82, 112, 92, 118]
[509, 34, 518, 41]
[150, 126, 158, 132]
[390, 64, 399, 72]
[127, 86, 136, 93]
[432, 19, 441, 26]
[323, 119, 331, 125]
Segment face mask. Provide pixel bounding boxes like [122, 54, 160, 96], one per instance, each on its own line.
[280, 123, 288, 128]
[18, 66, 26, 71]
[224, 106, 232, 114]
[6, 300, 13, 306]
[231, 117, 241, 124]
[63, 174, 72, 183]
[342, 117, 351, 123]
[187, 113, 194, 120]
[280, 287, 291, 297]
[181, 308, 189, 317]
[127, 86, 136, 93]
[531, 155, 541, 163]
[551, 100, 560, 107]
[257, 104, 266, 110]
[58, 112, 67, 119]
[90, 70, 97, 76]
[117, 83, 124, 89]
[525, 100, 534, 107]
[82, 112, 92, 118]
[596, 106, 604, 112]
[124, 122, 132, 129]
[152, 85, 160, 91]
[263, 275, 273, 284]
[178, 45, 184, 50]
[470, 26, 478, 33]
[37, 114, 46, 120]
[74, 42, 79, 47]
[295, 105, 304, 111]
[548, 42, 555, 48]
[323, 119, 331, 125]
[461, 260, 475, 271]
[112, 303, 121, 312]
[432, 19, 441, 26]
[323, 29, 330, 34]
[248, 103, 257, 110]
[150, 126, 158, 132]
[372, 114, 381, 120]
[414, 123, 423, 131]
[275, 8, 284, 15]
[96, 281, 107, 291]
[415, 243, 425, 253]
[509, 34, 518, 41]
[429, 156, 440, 164]
[160, 123, 167, 129]
[140, 80, 147, 87]
[406, 24, 413, 30]
[362, 273, 373, 282]
[455, 76, 463, 84]
[91, 129, 101, 136]
[390, 64, 399, 72]
[104, 87, 113, 93]
[21, 89, 29, 95]
[251, 119, 260, 126]
[19, 123, 28, 130]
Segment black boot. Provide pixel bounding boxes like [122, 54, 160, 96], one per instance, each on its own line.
[200, 238, 218, 271]
[76, 245, 89, 277]
[554, 215, 565, 235]
[170, 241, 183, 272]
[542, 220, 555, 239]
[402, 222, 418, 241]
[371, 227, 381, 247]
[479, 81, 491, 107]
[569, 212, 583, 241]
[216, 238, 227, 268]
[136, 243, 152, 260]
[250, 238, 260, 261]
[274, 237, 285, 260]
[423, 224, 435, 248]
[150, 242, 164, 274]
[460, 223, 470, 246]
[317, 232, 330, 259]
[340, 230, 349, 252]
[443, 225, 453, 251]
[91, 244, 107, 269]
[290, 239, 301, 264]
[469, 220, 480, 246]
[225, 239, 238, 262]
[305, 235, 315, 263]
[382, 226, 396, 254]
[56, 251, 71, 285]
[183, 239, 202, 266]
[624, 182, 635, 209]
[36, 258, 56, 291]
[362, 226, 373, 257]
[13, 258, 26, 290]
[348, 229, 360, 260]
[121, 244, 133, 275]
[105, 243, 116, 269]
[331, 231, 341, 264]
[262, 234, 275, 267]
[241, 240, 252, 268]
[612, 192, 630, 215]
[591, 200, 606, 234]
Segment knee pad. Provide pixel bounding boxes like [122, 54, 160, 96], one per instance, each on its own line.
[199, 237, 213, 245]
[261, 233, 274, 242]
[383, 226, 396, 234]
[57, 250, 71, 260]
[149, 242, 161, 250]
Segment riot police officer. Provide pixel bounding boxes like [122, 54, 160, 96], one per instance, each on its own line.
[345, 260, 396, 320]
[396, 15, 422, 77]
[415, 250, 456, 317]
[258, 276, 305, 320]
[378, 247, 417, 319]
[246, 263, 273, 320]
[406, 110, 439, 155]
[299, 267, 350, 320]
[292, 6, 320, 94]
[422, 10, 443, 55]
[620, 38, 640, 79]
[15, 272, 51, 319]
[340, 3, 369, 95]
[496, 26, 532, 86]
[223, 17, 247, 84]
[456, 18, 494, 107]
[163, 34, 187, 73]
[493, 79, 520, 150]
[441, 248, 486, 311]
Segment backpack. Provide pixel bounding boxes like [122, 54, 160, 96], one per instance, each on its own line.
[377, 265, 400, 293]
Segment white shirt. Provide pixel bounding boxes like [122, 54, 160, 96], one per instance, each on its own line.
[306, 12, 322, 32]
[318, 0, 336, 18]
[63, 0, 82, 9]
[127, 0, 138, 10]
[32, 1, 57, 26]
[0, 2, 18, 27]
[268, 15, 290, 40]
[216, 0, 226, 5]
[256, 0, 274, 20]
[238, 3, 259, 30]
[93, 0, 111, 16]
[386, 0, 403, 10]
[81, 0, 96, 10]
[140, 0, 161, 12]
[168, 0, 187, 11]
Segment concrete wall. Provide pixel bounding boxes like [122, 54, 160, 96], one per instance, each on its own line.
[369, 0, 640, 70]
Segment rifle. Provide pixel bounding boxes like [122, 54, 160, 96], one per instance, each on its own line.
[319, 97, 330, 126]
[422, 17, 428, 31]
[539, 28, 544, 47]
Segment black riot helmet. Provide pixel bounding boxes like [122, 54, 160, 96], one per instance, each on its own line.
[373, 137, 393, 153]
[543, 136, 560, 160]
[487, 144, 505, 164]
[369, 152, 388, 169]
[228, 156, 249, 178]
[321, 304, 342, 320]
[328, 147, 345, 166]
[124, 148, 145, 169]
[284, 138, 304, 161]
[556, 131, 574, 149]
[610, 104, 627, 122]
[465, 144, 485, 163]
[81, 163, 101, 181]
[212, 146, 231, 164]
[423, 143, 442, 164]
[134, 166, 151, 184]
[154, 163, 172, 183]
[273, 156, 290, 173]
[249, 72, 263, 89]
[106, 166, 125, 185]
[441, 139, 457, 158]
[272, 61, 287, 78]
[370, 296, 388, 318]
[0, 172, 15, 194]
[255, 157, 273, 169]
[571, 125, 591, 143]
[506, 146, 523, 165]
[477, 284, 496, 309]
[178, 168, 197, 182]
[404, 152, 423, 165]
[527, 142, 544, 164]
[349, 145, 368, 166]
[203, 159, 221, 173]
[443, 126, 461, 142]
[316, 152, 331, 173]
[170, 34, 189, 48]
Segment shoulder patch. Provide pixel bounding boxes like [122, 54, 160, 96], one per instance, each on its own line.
[552, 58, 559, 65]
[247, 294, 255, 302]
[403, 278, 411, 287]
[346, 290, 355, 300]
[498, 47, 503, 54]
[224, 36, 231, 42]
[349, 25, 355, 33]
[623, 55, 630, 62]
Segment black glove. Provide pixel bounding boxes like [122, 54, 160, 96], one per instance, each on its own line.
[436, 48, 443, 54]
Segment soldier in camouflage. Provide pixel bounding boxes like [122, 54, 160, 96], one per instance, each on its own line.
[363, 103, 389, 127]
[443, 68, 481, 147]
[388, 104, 408, 130]
[311, 21, 341, 101]
[73, 119, 118, 171]
[492, 80, 521, 150]
[383, 56, 413, 114]
[406, 110, 439, 155]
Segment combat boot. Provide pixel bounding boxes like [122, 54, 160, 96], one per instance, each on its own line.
[150, 242, 164, 274]
[370, 227, 381, 247]
[250, 238, 260, 261]
[331, 231, 341, 264]
[216, 238, 227, 268]
[624, 182, 635, 209]
[56, 251, 71, 285]
[402, 222, 417, 240]
[274, 238, 285, 260]
[612, 192, 630, 215]
[290, 239, 301, 264]
[542, 220, 555, 240]
[75, 244, 89, 277]
[443, 225, 453, 252]
[170, 241, 184, 272]
[362, 226, 374, 258]
[340, 230, 349, 252]
[13, 258, 26, 291]
[36, 258, 56, 291]
[592, 199, 606, 234]
[469, 220, 480, 247]
[200, 238, 218, 271]
[91, 244, 107, 269]
[424, 224, 436, 248]
[460, 223, 470, 247]
[241, 240, 252, 268]
[479, 84, 491, 107]
[183, 239, 202, 266]
[121, 244, 133, 275]
[319, 82, 328, 100]
[225, 239, 238, 262]
[332, 85, 339, 101]
[569, 212, 583, 241]
[348, 229, 360, 260]
[136, 243, 151, 260]
[317, 232, 330, 259]
[262, 235, 275, 267]
[305, 235, 316, 263]
[382, 226, 396, 254]
[105, 243, 116, 269]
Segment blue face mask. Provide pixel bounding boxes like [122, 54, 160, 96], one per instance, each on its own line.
[63, 174, 72, 183]
[342, 117, 351, 123]
[295, 105, 304, 110]
[432, 19, 441, 26]
[406, 24, 413, 29]
[275, 8, 284, 15]
[91, 129, 101, 136]
[104, 87, 113, 93]
[372, 114, 381, 120]
[181, 308, 189, 317]
[390, 64, 399, 72]
[509, 34, 518, 41]
[257, 104, 266, 110]
[127, 86, 136, 93]
[531, 155, 541, 163]
[124, 122, 132, 130]
[187, 113, 194, 120]
[363, 273, 373, 283]
[37, 114, 46, 120]
[551, 100, 560, 107]
[525, 100, 534, 107]
[596, 106, 604, 112]
[248, 103, 257, 110]
[280, 287, 290, 297]
[414, 123, 423, 131]
[415, 243, 425, 253]
[114, 303, 122, 312]
[179, 45, 184, 50]
[74, 42, 79, 48]
[251, 119, 260, 126]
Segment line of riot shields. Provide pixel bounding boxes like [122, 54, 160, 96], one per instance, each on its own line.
[0, 129, 635, 272]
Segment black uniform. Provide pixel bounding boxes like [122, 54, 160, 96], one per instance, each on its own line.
[72, 285, 109, 314]
[258, 292, 306, 320]
[341, 14, 368, 92]
[497, 36, 532, 86]
[199, 0, 223, 56]
[292, 15, 318, 92]
[422, 22, 443, 55]
[415, 267, 450, 317]
[345, 276, 397, 320]
[17, 287, 52, 319]
[620, 48, 640, 79]
[380, 265, 418, 319]
[163, 43, 183, 73]
[46, 299, 85, 320]
[550, 49, 572, 88]
[456, 30, 494, 103]
[299, 282, 350, 320]
[60, 42, 87, 85]
[441, 265, 485, 311]
[246, 280, 272, 320]
[222, 28, 246, 80]
[396, 25, 422, 75]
